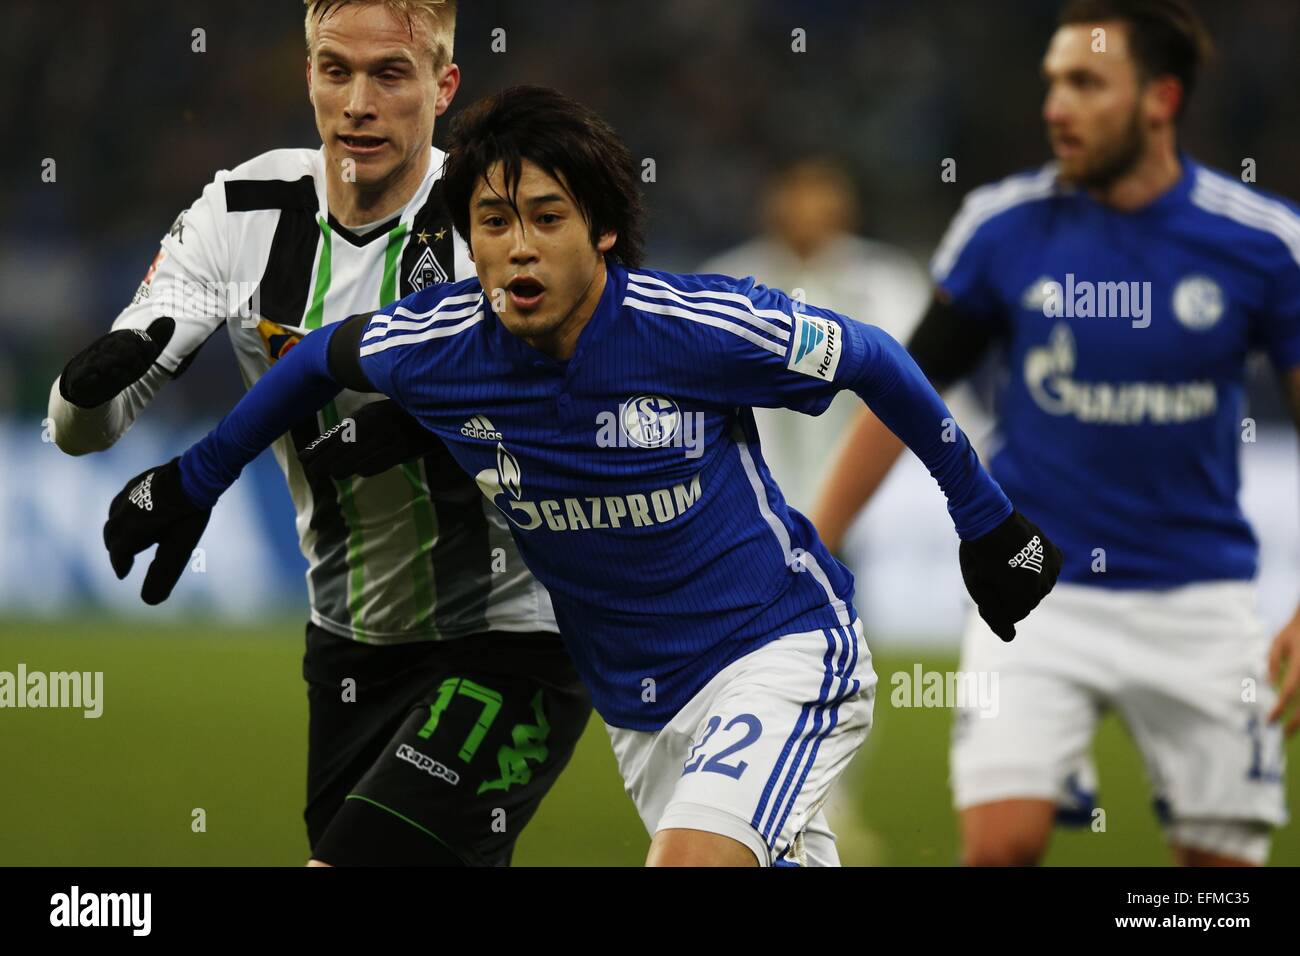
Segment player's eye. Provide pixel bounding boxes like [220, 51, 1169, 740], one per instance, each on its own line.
[484, 215, 508, 228]
[537, 212, 562, 225]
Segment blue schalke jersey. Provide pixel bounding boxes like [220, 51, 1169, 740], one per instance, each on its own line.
[351, 262, 1011, 728]
[932, 158, 1300, 590]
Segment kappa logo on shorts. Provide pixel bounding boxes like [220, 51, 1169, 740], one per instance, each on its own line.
[1008, 535, 1045, 573]
[396, 743, 461, 785]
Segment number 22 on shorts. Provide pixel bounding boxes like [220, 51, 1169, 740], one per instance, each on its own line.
[682, 713, 763, 779]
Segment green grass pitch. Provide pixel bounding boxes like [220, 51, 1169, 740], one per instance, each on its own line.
[0, 616, 1295, 866]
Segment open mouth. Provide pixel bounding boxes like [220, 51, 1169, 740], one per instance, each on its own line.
[339, 134, 388, 154]
[1051, 134, 1084, 155]
[507, 276, 546, 309]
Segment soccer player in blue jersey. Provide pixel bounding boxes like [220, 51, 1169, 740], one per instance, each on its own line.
[100, 85, 1061, 866]
[814, 0, 1300, 866]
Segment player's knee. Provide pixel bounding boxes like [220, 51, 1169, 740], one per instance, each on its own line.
[960, 800, 1053, 867]
[962, 836, 1046, 867]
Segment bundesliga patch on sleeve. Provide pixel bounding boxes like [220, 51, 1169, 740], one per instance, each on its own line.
[787, 312, 842, 381]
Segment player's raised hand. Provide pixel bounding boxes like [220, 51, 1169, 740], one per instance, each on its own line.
[959, 510, 1062, 642]
[103, 458, 211, 605]
[59, 316, 175, 409]
[299, 399, 447, 482]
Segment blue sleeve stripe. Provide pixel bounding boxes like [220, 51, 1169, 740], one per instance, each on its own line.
[624, 295, 786, 355]
[358, 310, 485, 357]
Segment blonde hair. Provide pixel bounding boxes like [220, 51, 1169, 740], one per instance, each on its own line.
[304, 0, 456, 72]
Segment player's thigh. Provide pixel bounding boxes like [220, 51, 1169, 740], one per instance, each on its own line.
[312, 631, 592, 866]
[301, 622, 455, 848]
[1115, 583, 1286, 863]
[950, 591, 1107, 826]
[610, 620, 876, 867]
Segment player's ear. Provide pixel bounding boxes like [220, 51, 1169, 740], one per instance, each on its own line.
[1146, 74, 1182, 125]
[435, 63, 461, 117]
[596, 230, 618, 255]
[306, 56, 315, 105]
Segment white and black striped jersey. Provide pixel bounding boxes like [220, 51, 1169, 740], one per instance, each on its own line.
[79, 146, 556, 643]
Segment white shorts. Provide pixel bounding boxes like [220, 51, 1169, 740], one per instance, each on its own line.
[606, 619, 876, 866]
[951, 581, 1288, 842]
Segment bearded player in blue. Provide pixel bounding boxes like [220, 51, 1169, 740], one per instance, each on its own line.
[101, 86, 1060, 867]
[813, 0, 1300, 866]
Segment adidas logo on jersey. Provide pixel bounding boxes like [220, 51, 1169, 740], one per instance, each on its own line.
[461, 415, 503, 441]
[1007, 535, 1044, 573]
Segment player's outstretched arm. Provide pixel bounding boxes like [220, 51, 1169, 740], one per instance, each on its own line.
[49, 318, 182, 456]
[102, 315, 375, 604]
[48, 175, 233, 455]
[809, 292, 996, 551]
[834, 316, 1060, 640]
[299, 398, 444, 482]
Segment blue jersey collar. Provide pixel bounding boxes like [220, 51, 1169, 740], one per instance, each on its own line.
[1069, 150, 1197, 218]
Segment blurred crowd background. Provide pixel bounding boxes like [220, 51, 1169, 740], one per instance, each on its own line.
[1, 0, 1298, 625]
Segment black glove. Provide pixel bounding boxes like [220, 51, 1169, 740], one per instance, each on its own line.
[103, 458, 211, 605]
[299, 399, 447, 482]
[59, 317, 175, 408]
[959, 510, 1062, 642]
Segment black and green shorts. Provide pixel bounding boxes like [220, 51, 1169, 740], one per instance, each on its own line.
[303, 623, 592, 866]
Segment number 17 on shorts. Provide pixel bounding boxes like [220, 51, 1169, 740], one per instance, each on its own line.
[607, 619, 876, 866]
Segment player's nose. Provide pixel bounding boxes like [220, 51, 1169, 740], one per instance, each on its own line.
[508, 224, 539, 263]
[343, 75, 378, 121]
[1042, 87, 1071, 127]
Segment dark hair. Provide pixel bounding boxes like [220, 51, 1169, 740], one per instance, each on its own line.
[1058, 0, 1214, 118]
[441, 86, 647, 268]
